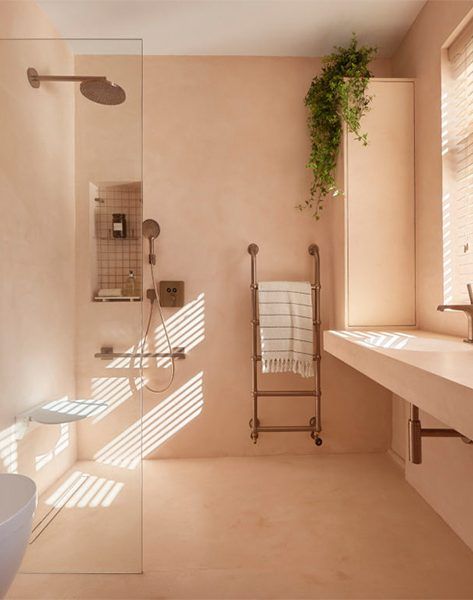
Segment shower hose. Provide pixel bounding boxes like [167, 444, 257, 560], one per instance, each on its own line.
[140, 262, 175, 394]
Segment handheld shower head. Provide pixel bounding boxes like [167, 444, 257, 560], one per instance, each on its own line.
[143, 219, 160, 240]
[142, 219, 160, 264]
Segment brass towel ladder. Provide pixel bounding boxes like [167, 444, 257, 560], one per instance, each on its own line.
[248, 243, 322, 446]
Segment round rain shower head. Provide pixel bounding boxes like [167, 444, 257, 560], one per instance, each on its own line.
[142, 219, 160, 240]
[80, 79, 126, 105]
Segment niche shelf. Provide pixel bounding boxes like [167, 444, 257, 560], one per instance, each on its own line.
[94, 295, 141, 302]
[91, 181, 142, 302]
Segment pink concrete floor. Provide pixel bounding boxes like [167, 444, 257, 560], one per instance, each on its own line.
[9, 453, 473, 599]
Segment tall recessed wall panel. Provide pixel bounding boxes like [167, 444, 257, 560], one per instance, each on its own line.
[346, 80, 416, 327]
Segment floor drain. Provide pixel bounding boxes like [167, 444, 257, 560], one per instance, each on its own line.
[29, 474, 90, 544]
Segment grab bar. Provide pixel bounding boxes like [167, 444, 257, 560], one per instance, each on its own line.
[94, 346, 186, 360]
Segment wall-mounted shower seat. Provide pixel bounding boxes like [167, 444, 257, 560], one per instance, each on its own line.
[15, 399, 107, 439]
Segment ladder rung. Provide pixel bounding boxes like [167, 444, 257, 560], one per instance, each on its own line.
[256, 425, 316, 433]
[252, 355, 320, 362]
[256, 390, 316, 397]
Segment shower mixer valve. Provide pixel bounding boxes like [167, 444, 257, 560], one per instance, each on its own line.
[159, 281, 185, 307]
[146, 282, 184, 307]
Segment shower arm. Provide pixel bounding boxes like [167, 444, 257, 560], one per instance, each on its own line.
[33, 75, 106, 82]
[27, 68, 106, 88]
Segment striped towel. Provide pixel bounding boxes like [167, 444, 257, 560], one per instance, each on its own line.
[258, 281, 314, 378]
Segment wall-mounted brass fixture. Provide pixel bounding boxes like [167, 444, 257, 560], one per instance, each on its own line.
[27, 67, 126, 105]
[408, 404, 472, 464]
[437, 283, 473, 343]
[437, 304, 473, 343]
[94, 346, 186, 360]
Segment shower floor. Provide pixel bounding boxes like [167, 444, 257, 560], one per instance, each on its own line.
[20, 461, 141, 574]
[10, 453, 473, 599]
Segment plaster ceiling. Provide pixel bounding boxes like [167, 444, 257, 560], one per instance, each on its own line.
[38, 0, 426, 57]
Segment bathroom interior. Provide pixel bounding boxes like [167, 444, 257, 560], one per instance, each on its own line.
[2, 0, 473, 598]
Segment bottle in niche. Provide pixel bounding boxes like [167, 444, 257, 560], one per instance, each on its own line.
[123, 270, 137, 297]
[112, 213, 127, 238]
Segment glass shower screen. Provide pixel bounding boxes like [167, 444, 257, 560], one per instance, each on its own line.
[0, 37, 143, 574]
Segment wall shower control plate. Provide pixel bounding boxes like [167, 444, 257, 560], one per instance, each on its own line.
[159, 281, 184, 307]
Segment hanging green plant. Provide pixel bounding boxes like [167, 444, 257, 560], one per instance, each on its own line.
[301, 35, 377, 219]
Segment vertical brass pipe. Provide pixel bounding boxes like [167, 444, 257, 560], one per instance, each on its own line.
[309, 244, 322, 434]
[408, 404, 422, 464]
[248, 244, 259, 442]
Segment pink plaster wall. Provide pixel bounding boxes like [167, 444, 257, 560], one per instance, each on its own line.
[73, 54, 393, 460]
[0, 1, 77, 493]
[141, 56, 393, 458]
[392, 0, 473, 550]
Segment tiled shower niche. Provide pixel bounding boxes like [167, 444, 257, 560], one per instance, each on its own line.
[91, 181, 142, 302]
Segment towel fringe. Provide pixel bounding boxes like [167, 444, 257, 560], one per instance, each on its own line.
[262, 357, 313, 378]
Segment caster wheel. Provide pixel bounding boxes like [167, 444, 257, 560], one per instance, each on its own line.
[249, 418, 259, 445]
[314, 436, 323, 447]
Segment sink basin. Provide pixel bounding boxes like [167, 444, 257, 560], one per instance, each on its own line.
[331, 330, 472, 353]
[0, 474, 37, 597]
[324, 328, 473, 441]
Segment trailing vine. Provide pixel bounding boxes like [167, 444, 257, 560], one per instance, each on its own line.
[301, 35, 377, 219]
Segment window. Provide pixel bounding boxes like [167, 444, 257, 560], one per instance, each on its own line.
[442, 21, 473, 303]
